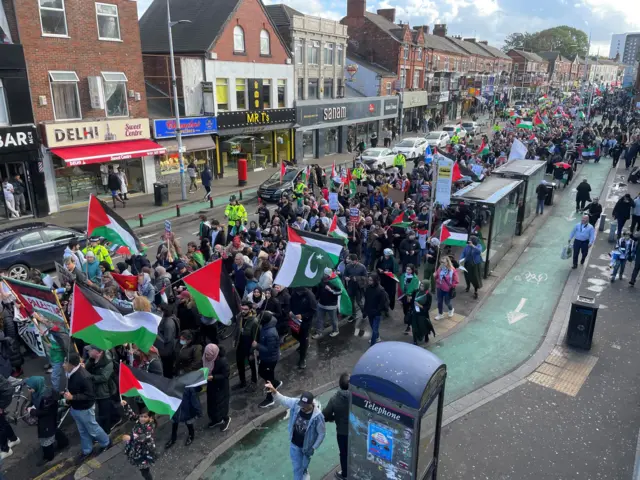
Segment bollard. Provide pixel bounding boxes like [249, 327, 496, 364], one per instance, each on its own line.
[239, 189, 243, 201]
[176, 204, 181, 217]
[138, 213, 144, 228]
[598, 214, 606, 232]
[608, 221, 617, 243]
[209, 196, 214, 208]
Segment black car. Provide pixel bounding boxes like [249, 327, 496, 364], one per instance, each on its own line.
[0, 223, 86, 280]
[258, 165, 320, 202]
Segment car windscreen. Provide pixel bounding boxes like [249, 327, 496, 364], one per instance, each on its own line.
[396, 140, 416, 147]
[427, 133, 442, 139]
[267, 169, 298, 182]
[363, 150, 381, 157]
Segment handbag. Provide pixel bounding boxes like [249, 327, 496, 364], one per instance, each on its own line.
[288, 314, 301, 336]
[450, 287, 457, 299]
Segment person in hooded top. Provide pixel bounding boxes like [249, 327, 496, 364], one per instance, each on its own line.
[204, 344, 230, 432]
[83, 251, 102, 285]
[137, 272, 156, 306]
[253, 312, 282, 408]
[377, 248, 398, 311]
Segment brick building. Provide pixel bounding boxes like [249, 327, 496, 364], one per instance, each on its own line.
[538, 52, 572, 91]
[507, 50, 549, 99]
[140, 0, 296, 179]
[3, 0, 161, 214]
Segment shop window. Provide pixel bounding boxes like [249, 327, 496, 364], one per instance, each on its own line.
[95, 3, 120, 41]
[0, 79, 8, 126]
[236, 78, 246, 110]
[324, 43, 334, 65]
[49, 71, 81, 120]
[324, 128, 338, 155]
[302, 131, 314, 158]
[101, 72, 128, 117]
[307, 41, 319, 65]
[308, 79, 319, 99]
[262, 79, 271, 109]
[233, 25, 245, 53]
[277, 79, 286, 107]
[39, 0, 68, 37]
[323, 78, 333, 99]
[216, 78, 228, 111]
[337, 44, 343, 66]
[297, 78, 304, 100]
[295, 39, 303, 64]
[260, 29, 270, 56]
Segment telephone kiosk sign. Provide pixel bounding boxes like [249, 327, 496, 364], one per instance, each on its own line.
[348, 342, 447, 480]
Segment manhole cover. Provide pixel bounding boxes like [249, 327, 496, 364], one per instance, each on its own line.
[230, 398, 248, 410]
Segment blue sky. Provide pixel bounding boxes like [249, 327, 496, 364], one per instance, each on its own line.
[136, 0, 640, 56]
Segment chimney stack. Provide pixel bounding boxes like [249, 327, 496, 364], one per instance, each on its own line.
[478, 40, 488, 45]
[433, 24, 447, 37]
[347, 0, 365, 18]
[421, 26, 430, 34]
[463, 37, 476, 43]
[376, 8, 396, 23]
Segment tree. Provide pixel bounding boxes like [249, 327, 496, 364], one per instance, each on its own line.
[501, 26, 588, 59]
[501, 32, 534, 53]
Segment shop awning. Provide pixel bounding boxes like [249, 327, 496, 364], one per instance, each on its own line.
[157, 135, 216, 154]
[51, 139, 167, 166]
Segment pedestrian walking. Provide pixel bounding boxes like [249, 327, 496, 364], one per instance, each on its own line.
[610, 232, 636, 282]
[107, 166, 126, 208]
[201, 165, 213, 200]
[0, 375, 19, 460]
[233, 302, 259, 390]
[253, 312, 282, 408]
[399, 264, 420, 335]
[84, 345, 121, 435]
[460, 236, 483, 299]
[117, 167, 128, 200]
[12, 175, 26, 215]
[187, 161, 198, 193]
[289, 287, 317, 370]
[343, 254, 368, 336]
[265, 382, 326, 480]
[409, 280, 435, 346]
[584, 198, 603, 227]
[630, 193, 640, 234]
[363, 273, 389, 346]
[322, 373, 350, 480]
[120, 400, 156, 480]
[575, 178, 592, 212]
[1, 180, 18, 218]
[203, 344, 231, 431]
[434, 257, 459, 320]
[383, 128, 392, 147]
[568, 215, 595, 269]
[535, 180, 547, 215]
[312, 269, 341, 339]
[613, 194, 634, 238]
[377, 248, 398, 311]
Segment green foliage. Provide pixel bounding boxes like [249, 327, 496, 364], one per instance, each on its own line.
[502, 26, 589, 59]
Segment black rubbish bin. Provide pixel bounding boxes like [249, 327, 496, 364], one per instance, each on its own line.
[154, 183, 169, 207]
[566, 295, 599, 350]
[544, 183, 555, 206]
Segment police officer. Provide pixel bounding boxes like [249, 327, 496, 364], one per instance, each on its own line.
[393, 152, 406, 175]
[224, 195, 248, 234]
[352, 163, 366, 182]
[82, 237, 113, 269]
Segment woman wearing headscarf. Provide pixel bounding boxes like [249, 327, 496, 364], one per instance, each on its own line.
[204, 344, 230, 431]
[376, 248, 398, 311]
[25, 376, 69, 465]
[153, 266, 173, 306]
[409, 281, 435, 346]
[459, 236, 483, 299]
[137, 273, 156, 306]
[398, 264, 420, 335]
[83, 251, 102, 285]
[245, 286, 265, 310]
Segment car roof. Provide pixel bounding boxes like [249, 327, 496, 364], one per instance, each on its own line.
[400, 137, 424, 141]
[0, 222, 80, 239]
[363, 148, 388, 152]
[428, 131, 447, 135]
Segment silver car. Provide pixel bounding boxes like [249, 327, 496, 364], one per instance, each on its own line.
[360, 148, 395, 169]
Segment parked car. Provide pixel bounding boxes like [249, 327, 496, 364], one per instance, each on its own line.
[220, 135, 272, 154]
[461, 121, 478, 136]
[360, 148, 395, 169]
[514, 101, 526, 109]
[0, 223, 86, 280]
[257, 165, 320, 202]
[424, 131, 450, 148]
[442, 124, 467, 139]
[392, 137, 428, 160]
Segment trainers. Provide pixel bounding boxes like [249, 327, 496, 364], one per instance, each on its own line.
[434, 314, 444, 320]
[208, 420, 224, 429]
[353, 329, 360, 336]
[0, 449, 12, 460]
[448, 309, 455, 318]
[98, 441, 112, 454]
[329, 331, 339, 337]
[259, 398, 275, 408]
[311, 333, 323, 340]
[346, 316, 355, 323]
[8, 438, 20, 448]
[221, 417, 231, 432]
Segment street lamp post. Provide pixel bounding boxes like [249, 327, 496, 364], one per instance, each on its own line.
[167, 0, 191, 201]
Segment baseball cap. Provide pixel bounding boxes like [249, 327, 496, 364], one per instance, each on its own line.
[298, 391, 314, 407]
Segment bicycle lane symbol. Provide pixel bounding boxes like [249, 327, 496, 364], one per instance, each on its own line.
[513, 272, 548, 285]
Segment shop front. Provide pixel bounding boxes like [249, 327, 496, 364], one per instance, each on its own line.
[41, 118, 165, 212]
[429, 91, 450, 123]
[153, 116, 217, 184]
[295, 97, 399, 160]
[216, 109, 296, 176]
[401, 90, 429, 133]
[0, 125, 48, 220]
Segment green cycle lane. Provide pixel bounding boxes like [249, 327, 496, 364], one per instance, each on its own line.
[204, 160, 610, 480]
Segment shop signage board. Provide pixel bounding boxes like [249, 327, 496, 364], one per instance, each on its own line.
[401, 91, 429, 108]
[44, 118, 151, 148]
[297, 98, 398, 128]
[0, 125, 38, 154]
[153, 117, 218, 139]
[438, 91, 450, 103]
[216, 108, 296, 130]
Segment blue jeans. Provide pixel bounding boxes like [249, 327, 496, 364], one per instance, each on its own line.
[315, 307, 338, 334]
[51, 362, 64, 392]
[611, 259, 627, 279]
[363, 247, 373, 270]
[290, 444, 311, 480]
[536, 198, 545, 214]
[369, 315, 381, 346]
[437, 289, 453, 315]
[70, 407, 110, 454]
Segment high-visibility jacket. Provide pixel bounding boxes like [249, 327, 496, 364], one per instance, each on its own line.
[224, 203, 247, 224]
[294, 182, 306, 194]
[393, 153, 406, 168]
[451, 134, 460, 145]
[82, 244, 113, 269]
[353, 167, 365, 180]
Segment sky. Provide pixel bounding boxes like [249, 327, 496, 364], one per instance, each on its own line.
[136, 0, 640, 57]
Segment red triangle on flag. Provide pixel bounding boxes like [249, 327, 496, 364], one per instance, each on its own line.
[391, 212, 405, 225]
[87, 195, 109, 234]
[476, 139, 486, 154]
[440, 224, 452, 243]
[287, 226, 306, 244]
[119, 363, 143, 393]
[71, 283, 104, 333]
[452, 162, 462, 182]
[183, 259, 222, 302]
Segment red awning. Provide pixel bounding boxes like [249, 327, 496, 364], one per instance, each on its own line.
[51, 139, 166, 166]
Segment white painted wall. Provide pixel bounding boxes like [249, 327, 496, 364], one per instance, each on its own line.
[345, 59, 382, 97]
[142, 156, 156, 192]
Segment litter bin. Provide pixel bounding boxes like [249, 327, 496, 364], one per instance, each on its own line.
[566, 295, 599, 350]
[544, 183, 555, 206]
[153, 182, 169, 207]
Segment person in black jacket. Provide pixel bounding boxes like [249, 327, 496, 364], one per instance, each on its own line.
[154, 304, 179, 378]
[575, 179, 592, 212]
[399, 231, 420, 271]
[0, 375, 19, 460]
[25, 376, 69, 465]
[322, 373, 350, 480]
[613, 194, 634, 238]
[584, 198, 603, 227]
[204, 344, 230, 432]
[253, 312, 281, 408]
[271, 285, 290, 343]
[289, 287, 317, 370]
[85, 346, 120, 435]
[535, 181, 548, 215]
[363, 274, 389, 346]
[63, 354, 111, 456]
[107, 166, 126, 208]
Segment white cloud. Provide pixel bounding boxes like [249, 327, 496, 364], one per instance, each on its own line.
[581, 0, 640, 29]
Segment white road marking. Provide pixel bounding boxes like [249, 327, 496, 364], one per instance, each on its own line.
[139, 233, 157, 239]
[507, 298, 528, 324]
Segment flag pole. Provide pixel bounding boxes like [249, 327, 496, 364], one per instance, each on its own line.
[427, 156, 438, 240]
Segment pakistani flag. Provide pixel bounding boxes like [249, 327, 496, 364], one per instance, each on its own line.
[287, 227, 344, 264]
[578, 111, 585, 120]
[327, 272, 352, 316]
[273, 242, 337, 288]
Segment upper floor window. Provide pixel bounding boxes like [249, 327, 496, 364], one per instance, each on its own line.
[102, 72, 128, 117]
[324, 43, 334, 65]
[236, 79, 246, 109]
[416, 48, 423, 61]
[96, 3, 120, 41]
[307, 41, 320, 65]
[216, 78, 229, 111]
[412, 70, 420, 89]
[0, 80, 8, 126]
[233, 26, 245, 53]
[49, 71, 80, 120]
[403, 45, 409, 60]
[39, 0, 68, 37]
[386, 82, 391, 95]
[337, 44, 343, 66]
[295, 39, 303, 64]
[260, 30, 270, 56]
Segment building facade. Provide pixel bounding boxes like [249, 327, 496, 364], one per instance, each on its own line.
[610, 33, 640, 65]
[344, 52, 397, 97]
[538, 52, 572, 91]
[506, 50, 549, 98]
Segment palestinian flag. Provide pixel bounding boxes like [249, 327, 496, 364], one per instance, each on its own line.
[111, 272, 138, 291]
[182, 259, 239, 326]
[287, 227, 344, 264]
[516, 120, 533, 130]
[382, 271, 399, 282]
[328, 215, 348, 243]
[280, 161, 286, 180]
[440, 223, 468, 247]
[70, 284, 160, 352]
[391, 212, 412, 229]
[273, 242, 338, 288]
[452, 161, 463, 182]
[533, 113, 545, 126]
[326, 272, 352, 316]
[119, 363, 208, 416]
[87, 195, 143, 255]
[476, 139, 489, 156]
